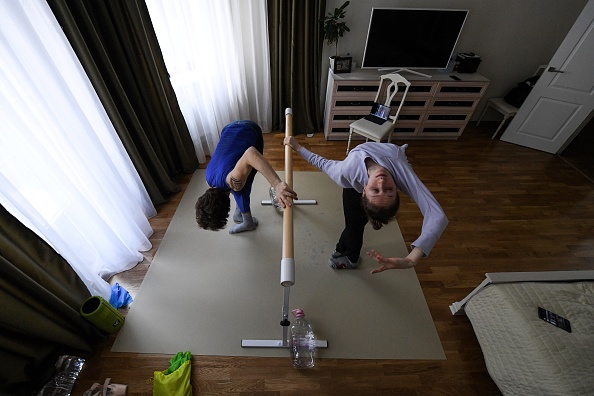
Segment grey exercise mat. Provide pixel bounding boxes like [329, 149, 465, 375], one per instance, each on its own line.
[112, 170, 445, 360]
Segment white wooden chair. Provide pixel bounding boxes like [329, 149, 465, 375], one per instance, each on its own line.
[346, 73, 411, 154]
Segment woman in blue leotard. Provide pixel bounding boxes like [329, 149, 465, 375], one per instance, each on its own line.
[195, 121, 296, 233]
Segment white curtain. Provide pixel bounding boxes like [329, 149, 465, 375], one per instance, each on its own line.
[0, 0, 156, 299]
[146, 0, 272, 163]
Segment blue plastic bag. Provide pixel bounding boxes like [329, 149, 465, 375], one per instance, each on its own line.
[109, 282, 133, 309]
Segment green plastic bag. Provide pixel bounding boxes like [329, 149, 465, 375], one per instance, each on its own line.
[166, 351, 191, 374]
[153, 352, 192, 396]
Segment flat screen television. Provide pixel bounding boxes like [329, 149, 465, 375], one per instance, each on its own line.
[361, 8, 468, 72]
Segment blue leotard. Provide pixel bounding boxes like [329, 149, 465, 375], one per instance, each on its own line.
[205, 121, 263, 213]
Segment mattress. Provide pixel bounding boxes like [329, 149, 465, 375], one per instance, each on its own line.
[464, 282, 594, 396]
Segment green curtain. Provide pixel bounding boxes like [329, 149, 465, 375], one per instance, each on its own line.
[0, 205, 104, 395]
[46, 0, 199, 205]
[268, 0, 326, 135]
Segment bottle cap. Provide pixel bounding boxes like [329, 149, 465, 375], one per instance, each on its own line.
[292, 308, 304, 318]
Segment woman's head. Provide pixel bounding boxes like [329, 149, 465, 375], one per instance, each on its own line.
[195, 188, 231, 231]
[362, 166, 399, 229]
[362, 192, 399, 230]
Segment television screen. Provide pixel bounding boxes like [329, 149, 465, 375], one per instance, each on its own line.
[361, 8, 468, 70]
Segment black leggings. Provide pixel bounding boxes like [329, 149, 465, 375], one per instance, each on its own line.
[335, 188, 368, 262]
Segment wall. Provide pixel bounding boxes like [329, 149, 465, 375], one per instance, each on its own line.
[321, 0, 589, 121]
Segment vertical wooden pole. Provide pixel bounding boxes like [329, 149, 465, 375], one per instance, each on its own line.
[241, 108, 327, 349]
[280, 108, 295, 287]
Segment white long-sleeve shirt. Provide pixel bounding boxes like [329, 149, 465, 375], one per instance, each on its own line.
[297, 142, 448, 256]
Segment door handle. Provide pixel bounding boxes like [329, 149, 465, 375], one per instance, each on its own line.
[548, 66, 565, 73]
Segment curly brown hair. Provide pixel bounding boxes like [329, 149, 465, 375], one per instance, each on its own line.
[195, 188, 231, 231]
[361, 192, 400, 230]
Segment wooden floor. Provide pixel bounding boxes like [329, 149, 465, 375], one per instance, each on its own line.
[558, 118, 594, 183]
[72, 123, 594, 395]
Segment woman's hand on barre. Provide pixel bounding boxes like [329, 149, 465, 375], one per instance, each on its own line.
[273, 181, 297, 208]
[283, 136, 302, 152]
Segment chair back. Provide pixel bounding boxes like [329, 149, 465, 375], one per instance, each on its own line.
[373, 73, 411, 124]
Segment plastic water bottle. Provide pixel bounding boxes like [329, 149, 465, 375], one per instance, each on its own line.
[289, 308, 316, 369]
[269, 186, 283, 210]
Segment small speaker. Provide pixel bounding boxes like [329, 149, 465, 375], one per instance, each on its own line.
[455, 53, 482, 73]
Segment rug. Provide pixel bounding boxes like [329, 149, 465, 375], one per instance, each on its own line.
[112, 170, 445, 360]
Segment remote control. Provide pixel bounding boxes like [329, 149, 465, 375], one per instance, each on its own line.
[538, 307, 572, 333]
[450, 75, 461, 81]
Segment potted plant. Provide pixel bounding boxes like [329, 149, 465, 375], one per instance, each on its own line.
[321, 1, 350, 70]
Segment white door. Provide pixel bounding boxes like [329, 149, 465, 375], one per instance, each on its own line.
[500, 0, 594, 154]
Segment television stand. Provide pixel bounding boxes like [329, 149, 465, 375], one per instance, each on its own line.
[323, 68, 490, 141]
[378, 68, 432, 78]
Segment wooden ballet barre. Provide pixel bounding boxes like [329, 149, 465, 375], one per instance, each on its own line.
[280, 108, 295, 288]
[241, 108, 328, 350]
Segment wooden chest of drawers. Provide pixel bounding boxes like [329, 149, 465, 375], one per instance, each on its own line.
[323, 69, 490, 140]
